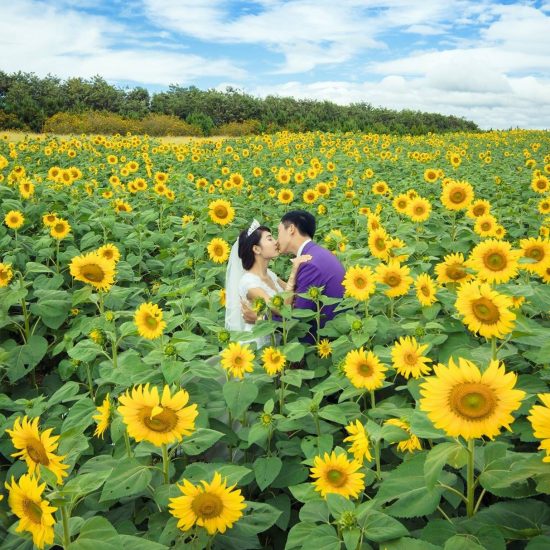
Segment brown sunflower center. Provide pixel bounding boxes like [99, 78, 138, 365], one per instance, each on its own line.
[414, 205, 425, 215]
[420, 285, 431, 297]
[80, 263, 106, 282]
[404, 352, 418, 366]
[233, 355, 243, 367]
[398, 200, 407, 209]
[450, 190, 465, 203]
[23, 499, 43, 524]
[145, 314, 159, 329]
[354, 276, 366, 289]
[214, 206, 228, 218]
[326, 469, 348, 487]
[472, 297, 500, 323]
[536, 180, 547, 190]
[473, 205, 486, 216]
[143, 407, 178, 432]
[358, 361, 372, 377]
[26, 439, 49, 465]
[213, 245, 223, 256]
[191, 492, 223, 519]
[446, 264, 467, 280]
[449, 383, 496, 420]
[385, 273, 401, 287]
[480, 222, 492, 231]
[526, 246, 543, 262]
[374, 238, 386, 250]
[103, 250, 114, 259]
[483, 251, 507, 271]
[0, 270, 8, 281]
[54, 222, 65, 233]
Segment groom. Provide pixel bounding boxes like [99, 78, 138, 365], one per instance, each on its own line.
[242, 210, 346, 342]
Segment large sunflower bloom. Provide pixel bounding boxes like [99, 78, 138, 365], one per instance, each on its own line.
[5, 210, 25, 230]
[407, 197, 431, 222]
[220, 342, 255, 379]
[420, 358, 525, 439]
[466, 239, 520, 284]
[455, 280, 516, 338]
[169, 472, 246, 535]
[6, 416, 69, 485]
[343, 265, 376, 301]
[343, 420, 373, 463]
[5, 474, 57, 549]
[134, 302, 166, 339]
[69, 251, 115, 291]
[519, 237, 550, 274]
[344, 347, 387, 390]
[208, 199, 235, 225]
[391, 336, 432, 379]
[375, 260, 413, 298]
[310, 451, 365, 499]
[415, 273, 438, 306]
[118, 384, 198, 446]
[261, 347, 286, 376]
[207, 238, 230, 264]
[528, 394, 550, 462]
[50, 218, 71, 240]
[368, 228, 391, 260]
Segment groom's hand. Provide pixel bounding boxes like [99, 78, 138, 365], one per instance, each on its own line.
[241, 300, 258, 324]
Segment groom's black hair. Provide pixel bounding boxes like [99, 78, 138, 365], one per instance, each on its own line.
[280, 210, 316, 239]
[238, 225, 271, 270]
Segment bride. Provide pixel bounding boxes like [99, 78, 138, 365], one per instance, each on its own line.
[225, 219, 311, 348]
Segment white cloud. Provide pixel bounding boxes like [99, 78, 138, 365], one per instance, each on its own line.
[0, 0, 245, 85]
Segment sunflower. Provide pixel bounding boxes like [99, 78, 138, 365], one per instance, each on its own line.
[415, 273, 438, 306]
[391, 336, 432, 379]
[466, 239, 520, 283]
[6, 416, 69, 484]
[207, 238, 230, 264]
[392, 193, 409, 213]
[50, 218, 71, 240]
[5, 474, 57, 549]
[435, 252, 473, 285]
[118, 384, 198, 446]
[169, 472, 246, 535]
[538, 198, 550, 215]
[519, 237, 550, 274]
[474, 214, 499, 238]
[303, 188, 318, 204]
[343, 420, 372, 462]
[455, 281, 516, 338]
[5, 210, 25, 230]
[310, 451, 365, 499]
[261, 347, 286, 376]
[424, 168, 439, 183]
[0, 262, 13, 287]
[531, 175, 550, 194]
[372, 180, 389, 195]
[114, 199, 132, 213]
[208, 199, 235, 226]
[384, 418, 422, 453]
[69, 251, 115, 291]
[343, 265, 376, 301]
[98, 243, 121, 263]
[420, 358, 525, 439]
[134, 302, 166, 339]
[42, 212, 57, 227]
[317, 338, 332, 358]
[375, 260, 413, 298]
[441, 180, 474, 211]
[367, 213, 381, 232]
[449, 153, 462, 168]
[278, 188, 294, 204]
[528, 394, 550, 462]
[407, 197, 431, 222]
[219, 288, 226, 307]
[344, 347, 387, 390]
[467, 199, 491, 219]
[93, 394, 111, 438]
[19, 180, 35, 199]
[368, 228, 390, 260]
[220, 342, 255, 379]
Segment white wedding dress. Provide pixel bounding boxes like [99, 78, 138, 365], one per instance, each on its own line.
[238, 269, 284, 349]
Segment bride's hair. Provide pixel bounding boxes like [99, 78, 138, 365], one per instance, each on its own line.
[238, 225, 271, 270]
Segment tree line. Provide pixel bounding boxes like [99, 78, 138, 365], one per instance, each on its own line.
[0, 71, 480, 135]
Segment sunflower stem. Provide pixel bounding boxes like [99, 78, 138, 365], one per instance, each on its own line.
[279, 374, 286, 413]
[55, 239, 60, 273]
[466, 438, 476, 517]
[491, 337, 497, 361]
[85, 363, 95, 400]
[161, 443, 170, 484]
[370, 390, 376, 409]
[61, 505, 71, 548]
[313, 412, 322, 450]
[123, 431, 133, 458]
[374, 439, 381, 480]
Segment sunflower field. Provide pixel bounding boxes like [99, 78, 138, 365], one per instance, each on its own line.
[1, 130, 550, 549]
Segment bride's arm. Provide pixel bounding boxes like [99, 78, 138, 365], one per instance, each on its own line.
[276, 254, 312, 289]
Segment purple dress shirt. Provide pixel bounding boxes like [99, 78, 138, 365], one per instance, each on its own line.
[294, 241, 345, 341]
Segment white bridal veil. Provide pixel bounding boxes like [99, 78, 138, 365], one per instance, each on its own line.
[224, 219, 260, 332]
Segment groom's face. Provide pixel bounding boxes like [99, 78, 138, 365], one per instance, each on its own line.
[276, 222, 291, 254]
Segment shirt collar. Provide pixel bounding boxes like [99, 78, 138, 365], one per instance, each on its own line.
[297, 239, 312, 257]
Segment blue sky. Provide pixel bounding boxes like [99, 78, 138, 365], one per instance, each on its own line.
[1, 0, 550, 129]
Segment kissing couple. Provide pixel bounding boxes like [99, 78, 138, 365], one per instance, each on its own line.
[224, 210, 346, 348]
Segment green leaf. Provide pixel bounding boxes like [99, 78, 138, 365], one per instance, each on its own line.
[237, 502, 282, 535]
[182, 463, 252, 486]
[286, 522, 317, 550]
[254, 456, 282, 491]
[223, 379, 258, 419]
[283, 342, 305, 362]
[68, 340, 102, 362]
[305, 524, 341, 550]
[100, 458, 152, 502]
[181, 428, 224, 455]
[118, 536, 168, 550]
[444, 535, 485, 550]
[326, 493, 354, 518]
[30, 289, 71, 329]
[7, 335, 48, 382]
[424, 442, 468, 489]
[61, 398, 96, 432]
[68, 517, 120, 550]
[358, 510, 409, 543]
